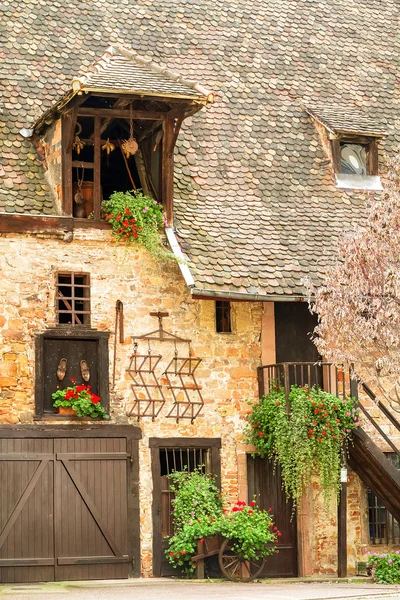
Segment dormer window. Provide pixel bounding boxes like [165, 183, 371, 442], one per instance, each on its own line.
[305, 104, 387, 191]
[32, 45, 214, 226]
[340, 143, 367, 175]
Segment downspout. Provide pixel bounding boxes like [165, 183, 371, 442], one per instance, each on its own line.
[165, 227, 195, 288]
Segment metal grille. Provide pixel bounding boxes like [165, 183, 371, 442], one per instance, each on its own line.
[56, 272, 91, 326]
[160, 447, 210, 538]
[368, 453, 400, 545]
[216, 300, 231, 333]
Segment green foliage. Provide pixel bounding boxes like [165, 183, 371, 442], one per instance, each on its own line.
[219, 501, 278, 561]
[368, 552, 400, 584]
[102, 190, 174, 260]
[52, 380, 109, 419]
[245, 385, 361, 505]
[165, 469, 277, 575]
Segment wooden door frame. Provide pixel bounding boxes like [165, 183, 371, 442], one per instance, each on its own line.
[149, 437, 221, 577]
[0, 425, 141, 578]
[34, 328, 110, 418]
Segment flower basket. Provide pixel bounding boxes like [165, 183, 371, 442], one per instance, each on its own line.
[52, 379, 109, 420]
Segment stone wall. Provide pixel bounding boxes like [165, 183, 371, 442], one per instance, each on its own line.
[0, 228, 398, 577]
[0, 228, 262, 575]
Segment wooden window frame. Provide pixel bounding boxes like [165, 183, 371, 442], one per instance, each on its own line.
[61, 103, 181, 226]
[150, 437, 221, 576]
[331, 136, 379, 176]
[56, 272, 91, 327]
[216, 300, 232, 333]
[34, 328, 110, 419]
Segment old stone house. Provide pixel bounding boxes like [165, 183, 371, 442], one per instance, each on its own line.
[1, 0, 400, 584]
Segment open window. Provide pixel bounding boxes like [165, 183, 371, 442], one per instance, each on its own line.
[305, 104, 387, 191]
[33, 45, 214, 225]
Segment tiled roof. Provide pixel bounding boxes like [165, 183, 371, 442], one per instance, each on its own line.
[305, 104, 388, 137]
[1, 0, 400, 296]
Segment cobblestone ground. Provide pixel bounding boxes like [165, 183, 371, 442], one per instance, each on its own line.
[2, 580, 400, 600]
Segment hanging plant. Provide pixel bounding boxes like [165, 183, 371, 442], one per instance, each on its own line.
[244, 385, 362, 505]
[102, 190, 175, 260]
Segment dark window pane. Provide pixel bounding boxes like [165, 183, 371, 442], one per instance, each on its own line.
[216, 300, 231, 333]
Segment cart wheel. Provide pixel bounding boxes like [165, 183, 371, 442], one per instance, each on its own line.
[218, 538, 265, 582]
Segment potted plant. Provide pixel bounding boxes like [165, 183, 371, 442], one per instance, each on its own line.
[52, 378, 109, 419]
[101, 190, 174, 260]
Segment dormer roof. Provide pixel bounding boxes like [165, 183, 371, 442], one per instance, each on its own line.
[305, 104, 388, 138]
[34, 45, 214, 132]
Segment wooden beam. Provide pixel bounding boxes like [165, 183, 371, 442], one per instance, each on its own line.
[94, 116, 101, 220]
[72, 161, 94, 169]
[331, 139, 341, 173]
[78, 107, 166, 120]
[62, 112, 77, 216]
[162, 118, 175, 225]
[0, 214, 74, 233]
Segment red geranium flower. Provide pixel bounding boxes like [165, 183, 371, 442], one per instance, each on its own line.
[122, 220, 129, 227]
[258, 431, 264, 436]
[71, 377, 76, 383]
[249, 501, 256, 507]
[76, 385, 86, 392]
[90, 394, 100, 404]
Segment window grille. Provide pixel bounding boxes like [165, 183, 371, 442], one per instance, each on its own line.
[160, 447, 210, 538]
[56, 272, 91, 326]
[216, 300, 231, 333]
[368, 453, 400, 544]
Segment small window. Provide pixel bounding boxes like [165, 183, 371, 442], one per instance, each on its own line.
[332, 138, 382, 191]
[368, 453, 400, 544]
[216, 300, 231, 333]
[340, 143, 367, 175]
[56, 272, 91, 326]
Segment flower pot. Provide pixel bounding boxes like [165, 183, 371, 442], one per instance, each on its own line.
[57, 406, 77, 416]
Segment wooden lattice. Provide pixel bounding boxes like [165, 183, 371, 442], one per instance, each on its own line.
[126, 351, 165, 420]
[165, 356, 204, 422]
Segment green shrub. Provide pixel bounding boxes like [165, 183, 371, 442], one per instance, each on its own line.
[368, 552, 400, 584]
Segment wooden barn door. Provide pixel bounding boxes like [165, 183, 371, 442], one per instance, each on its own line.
[54, 438, 130, 581]
[247, 455, 297, 577]
[0, 435, 134, 583]
[0, 438, 55, 583]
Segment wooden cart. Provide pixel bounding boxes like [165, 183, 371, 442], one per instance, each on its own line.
[192, 534, 266, 582]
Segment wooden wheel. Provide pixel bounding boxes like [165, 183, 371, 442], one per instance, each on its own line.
[218, 538, 265, 582]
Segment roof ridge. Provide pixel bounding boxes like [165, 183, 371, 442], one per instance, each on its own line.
[72, 43, 215, 102]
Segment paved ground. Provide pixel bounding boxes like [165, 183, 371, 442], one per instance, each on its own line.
[2, 579, 400, 600]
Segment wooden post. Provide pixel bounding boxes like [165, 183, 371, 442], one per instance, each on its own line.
[283, 363, 290, 413]
[94, 117, 101, 221]
[162, 118, 175, 225]
[257, 366, 265, 398]
[61, 110, 77, 216]
[338, 472, 347, 577]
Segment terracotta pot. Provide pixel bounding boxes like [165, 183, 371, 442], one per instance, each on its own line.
[72, 181, 95, 218]
[57, 406, 77, 416]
